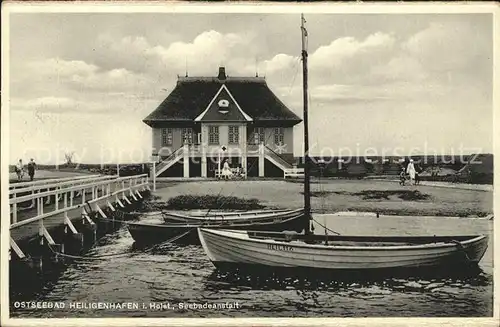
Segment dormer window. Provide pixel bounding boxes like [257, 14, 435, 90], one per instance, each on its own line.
[218, 99, 230, 114]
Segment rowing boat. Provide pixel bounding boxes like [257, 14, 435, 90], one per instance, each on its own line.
[127, 208, 304, 246]
[162, 208, 302, 224]
[198, 228, 489, 274]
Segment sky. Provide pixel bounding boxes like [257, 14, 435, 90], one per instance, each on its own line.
[7, 12, 493, 164]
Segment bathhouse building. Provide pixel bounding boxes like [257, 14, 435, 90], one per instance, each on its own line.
[143, 67, 302, 178]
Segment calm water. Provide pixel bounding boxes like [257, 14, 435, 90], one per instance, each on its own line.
[10, 214, 493, 318]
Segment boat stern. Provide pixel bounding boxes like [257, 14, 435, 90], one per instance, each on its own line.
[464, 235, 490, 263]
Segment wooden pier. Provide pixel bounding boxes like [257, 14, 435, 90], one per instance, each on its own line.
[8, 173, 150, 261]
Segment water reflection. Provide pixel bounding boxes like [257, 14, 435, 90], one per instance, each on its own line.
[9, 212, 494, 318]
[204, 266, 491, 293]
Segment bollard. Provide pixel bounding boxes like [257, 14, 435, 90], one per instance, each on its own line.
[81, 222, 97, 248]
[65, 231, 84, 255]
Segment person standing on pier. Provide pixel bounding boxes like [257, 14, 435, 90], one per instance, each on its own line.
[399, 167, 406, 186]
[27, 158, 37, 181]
[15, 159, 24, 181]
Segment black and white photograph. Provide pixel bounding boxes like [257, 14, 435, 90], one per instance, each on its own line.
[1, 2, 497, 326]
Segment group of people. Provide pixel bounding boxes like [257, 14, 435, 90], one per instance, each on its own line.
[400, 159, 421, 186]
[14, 158, 37, 181]
[219, 159, 245, 180]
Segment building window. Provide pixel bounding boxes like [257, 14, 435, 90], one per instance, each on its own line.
[228, 126, 239, 144]
[251, 127, 265, 144]
[209, 126, 219, 145]
[182, 128, 193, 145]
[162, 128, 173, 146]
[257, 127, 265, 144]
[274, 127, 284, 145]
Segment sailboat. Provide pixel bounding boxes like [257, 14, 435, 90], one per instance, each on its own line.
[197, 15, 489, 275]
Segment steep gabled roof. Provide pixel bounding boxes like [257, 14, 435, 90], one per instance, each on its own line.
[195, 84, 252, 122]
[143, 73, 302, 126]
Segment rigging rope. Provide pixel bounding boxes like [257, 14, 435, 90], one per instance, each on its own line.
[288, 56, 302, 96]
[311, 217, 341, 236]
[202, 187, 225, 219]
[46, 227, 197, 260]
[142, 228, 196, 253]
[47, 243, 132, 260]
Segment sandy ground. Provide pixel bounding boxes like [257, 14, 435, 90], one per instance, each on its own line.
[153, 179, 493, 217]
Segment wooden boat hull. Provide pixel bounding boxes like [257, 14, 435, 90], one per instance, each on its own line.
[127, 210, 305, 246]
[128, 223, 200, 246]
[187, 209, 291, 218]
[198, 228, 489, 274]
[162, 209, 303, 224]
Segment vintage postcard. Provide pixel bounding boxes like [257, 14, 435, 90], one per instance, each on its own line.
[1, 2, 498, 327]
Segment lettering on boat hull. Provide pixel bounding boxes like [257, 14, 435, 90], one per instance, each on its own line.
[267, 244, 294, 252]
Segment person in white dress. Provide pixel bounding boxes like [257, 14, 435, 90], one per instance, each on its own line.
[406, 159, 416, 185]
[221, 159, 233, 180]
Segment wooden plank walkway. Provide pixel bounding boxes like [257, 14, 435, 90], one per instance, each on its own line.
[10, 189, 110, 242]
[8, 175, 149, 248]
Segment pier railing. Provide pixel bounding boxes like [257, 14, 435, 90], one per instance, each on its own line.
[9, 175, 119, 213]
[9, 174, 102, 190]
[9, 174, 150, 260]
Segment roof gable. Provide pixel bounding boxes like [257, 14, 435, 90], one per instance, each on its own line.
[195, 84, 252, 122]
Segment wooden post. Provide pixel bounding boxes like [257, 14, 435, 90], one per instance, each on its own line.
[45, 188, 51, 205]
[301, 14, 312, 235]
[218, 149, 221, 178]
[55, 188, 59, 211]
[12, 192, 17, 224]
[241, 125, 247, 179]
[38, 197, 44, 216]
[183, 144, 189, 178]
[152, 161, 156, 191]
[31, 190, 35, 208]
[201, 137, 207, 178]
[39, 212, 44, 245]
[258, 143, 265, 177]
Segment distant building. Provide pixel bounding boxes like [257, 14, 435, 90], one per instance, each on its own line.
[143, 67, 302, 178]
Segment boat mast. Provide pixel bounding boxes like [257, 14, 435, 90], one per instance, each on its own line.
[301, 14, 312, 235]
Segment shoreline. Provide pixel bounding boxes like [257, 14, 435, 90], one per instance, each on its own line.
[149, 179, 493, 219]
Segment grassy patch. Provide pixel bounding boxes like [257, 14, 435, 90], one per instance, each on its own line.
[153, 194, 265, 211]
[303, 189, 431, 201]
[300, 191, 335, 197]
[352, 190, 431, 201]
